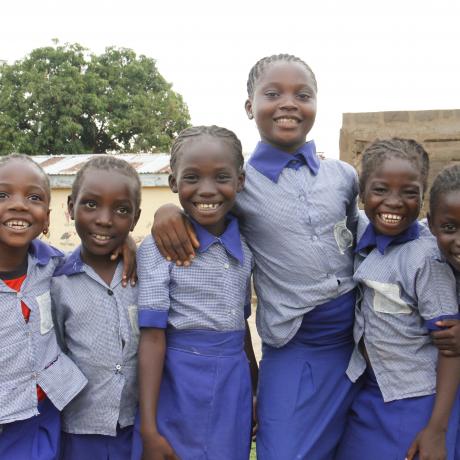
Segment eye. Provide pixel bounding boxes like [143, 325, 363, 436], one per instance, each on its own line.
[297, 92, 312, 101]
[28, 194, 43, 202]
[116, 206, 131, 215]
[0, 192, 8, 199]
[372, 187, 387, 195]
[84, 200, 97, 209]
[441, 223, 457, 233]
[182, 174, 198, 183]
[265, 90, 279, 98]
[403, 189, 420, 199]
[216, 173, 231, 182]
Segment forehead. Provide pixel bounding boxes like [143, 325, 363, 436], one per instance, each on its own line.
[433, 190, 460, 214]
[77, 168, 137, 201]
[0, 159, 49, 191]
[177, 137, 239, 170]
[367, 157, 422, 183]
[256, 61, 315, 89]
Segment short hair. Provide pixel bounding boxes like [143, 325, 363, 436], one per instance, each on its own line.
[0, 153, 50, 199]
[359, 138, 430, 196]
[246, 54, 318, 97]
[429, 164, 460, 216]
[170, 125, 244, 173]
[71, 156, 141, 211]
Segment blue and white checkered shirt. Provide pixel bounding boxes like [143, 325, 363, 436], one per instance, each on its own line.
[346, 214, 460, 402]
[235, 141, 359, 347]
[0, 240, 87, 424]
[51, 248, 139, 435]
[137, 215, 253, 331]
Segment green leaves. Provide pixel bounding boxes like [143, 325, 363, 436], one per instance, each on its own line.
[0, 42, 190, 154]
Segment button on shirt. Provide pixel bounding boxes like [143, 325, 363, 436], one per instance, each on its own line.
[235, 141, 359, 347]
[137, 215, 253, 331]
[51, 248, 139, 436]
[347, 214, 460, 402]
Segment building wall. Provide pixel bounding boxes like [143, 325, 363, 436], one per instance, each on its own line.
[340, 109, 460, 215]
[44, 185, 179, 250]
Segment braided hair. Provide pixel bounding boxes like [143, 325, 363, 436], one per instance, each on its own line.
[170, 125, 244, 173]
[359, 138, 430, 196]
[430, 164, 460, 216]
[246, 54, 317, 97]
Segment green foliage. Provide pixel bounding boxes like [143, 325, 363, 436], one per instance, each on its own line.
[0, 42, 191, 154]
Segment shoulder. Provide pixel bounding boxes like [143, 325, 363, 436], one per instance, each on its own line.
[321, 158, 357, 180]
[137, 235, 170, 268]
[240, 234, 254, 267]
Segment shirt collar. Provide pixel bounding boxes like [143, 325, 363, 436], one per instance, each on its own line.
[191, 214, 244, 265]
[29, 239, 64, 266]
[248, 140, 320, 183]
[53, 246, 85, 276]
[356, 221, 420, 255]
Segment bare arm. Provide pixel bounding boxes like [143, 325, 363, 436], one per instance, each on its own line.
[138, 328, 179, 460]
[432, 320, 460, 357]
[151, 204, 199, 266]
[245, 320, 259, 437]
[111, 235, 137, 287]
[406, 353, 460, 460]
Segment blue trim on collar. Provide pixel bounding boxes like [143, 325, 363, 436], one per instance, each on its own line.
[191, 214, 244, 265]
[29, 239, 64, 266]
[356, 221, 420, 255]
[53, 246, 84, 276]
[248, 140, 320, 183]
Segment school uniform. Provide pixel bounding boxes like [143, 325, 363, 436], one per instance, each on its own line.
[235, 141, 359, 460]
[51, 248, 139, 460]
[131, 215, 253, 460]
[0, 240, 87, 460]
[335, 215, 460, 460]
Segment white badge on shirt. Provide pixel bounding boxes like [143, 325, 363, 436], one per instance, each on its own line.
[128, 305, 140, 337]
[36, 291, 54, 334]
[364, 279, 412, 314]
[334, 218, 354, 254]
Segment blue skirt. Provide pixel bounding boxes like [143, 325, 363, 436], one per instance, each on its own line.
[60, 425, 133, 460]
[131, 329, 252, 460]
[256, 289, 358, 460]
[335, 369, 460, 460]
[0, 398, 60, 460]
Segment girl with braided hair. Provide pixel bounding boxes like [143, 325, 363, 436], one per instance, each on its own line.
[132, 126, 257, 460]
[151, 55, 360, 459]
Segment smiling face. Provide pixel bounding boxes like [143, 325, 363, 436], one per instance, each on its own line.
[245, 61, 317, 153]
[362, 157, 423, 236]
[428, 190, 460, 272]
[169, 136, 245, 236]
[68, 169, 140, 262]
[0, 159, 50, 252]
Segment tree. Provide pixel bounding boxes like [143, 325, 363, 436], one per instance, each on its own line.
[0, 42, 191, 154]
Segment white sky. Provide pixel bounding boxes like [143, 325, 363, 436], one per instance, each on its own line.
[2, 0, 460, 158]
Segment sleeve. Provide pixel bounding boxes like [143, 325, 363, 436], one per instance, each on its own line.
[137, 236, 172, 329]
[50, 278, 68, 352]
[415, 253, 460, 330]
[346, 166, 360, 240]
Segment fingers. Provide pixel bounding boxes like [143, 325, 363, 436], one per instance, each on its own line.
[185, 220, 200, 250]
[405, 441, 418, 460]
[440, 349, 460, 357]
[435, 319, 460, 328]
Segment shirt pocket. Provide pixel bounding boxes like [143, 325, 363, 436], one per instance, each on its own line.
[36, 291, 54, 334]
[334, 218, 354, 254]
[127, 305, 140, 338]
[364, 279, 412, 314]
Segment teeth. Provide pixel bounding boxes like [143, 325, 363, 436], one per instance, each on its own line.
[93, 234, 110, 241]
[5, 220, 30, 229]
[196, 203, 219, 210]
[276, 117, 299, 125]
[380, 213, 402, 224]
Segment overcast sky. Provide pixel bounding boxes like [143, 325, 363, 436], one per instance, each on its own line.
[2, 0, 459, 158]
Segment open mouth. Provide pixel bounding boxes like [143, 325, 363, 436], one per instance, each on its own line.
[378, 213, 403, 226]
[91, 233, 111, 242]
[4, 219, 31, 230]
[274, 117, 301, 128]
[194, 202, 221, 212]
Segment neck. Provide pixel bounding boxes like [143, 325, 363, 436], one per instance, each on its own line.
[0, 244, 29, 272]
[80, 247, 118, 285]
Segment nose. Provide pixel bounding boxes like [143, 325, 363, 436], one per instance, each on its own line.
[95, 208, 113, 226]
[279, 93, 297, 110]
[197, 178, 217, 197]
[8, 194, 29, 211]
[384, 191, 403, 208]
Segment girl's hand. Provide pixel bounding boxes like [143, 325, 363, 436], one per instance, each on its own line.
[405, 426, 446, 460]
[141, 432, 180, 460]
[111, 235, 137, 287]
[152, 204, 199, 266]
[252, 396, 258, 439]
[432, 320, 460, 357]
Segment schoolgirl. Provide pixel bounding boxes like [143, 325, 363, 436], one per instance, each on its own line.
[335, 138, 460, 460]
[152, 55, 359, 460]
[0, 154, 87, 460]
[132, 126, 256, 460]
[51, 156, 141, 460]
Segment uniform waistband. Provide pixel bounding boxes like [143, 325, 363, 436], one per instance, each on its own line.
[166, 329, 245, 356]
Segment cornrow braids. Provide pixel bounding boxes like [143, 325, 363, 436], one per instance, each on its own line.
[359, 138, 430, 196]
[430, 164, 460, 216]
[72, 156, 141, 211]
[0, 153, 50, 198]
[246, 54, 318, 97]
[170, 125, 244, 173]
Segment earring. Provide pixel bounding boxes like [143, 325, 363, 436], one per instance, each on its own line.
[248, 113, 253, 120]
[43, 228, 48, 235]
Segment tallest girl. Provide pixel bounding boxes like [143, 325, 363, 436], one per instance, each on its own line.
[153, 54, 359, 460]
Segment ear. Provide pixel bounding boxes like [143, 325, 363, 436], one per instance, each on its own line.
[131, 208, 141, 231]
[67, 195, 75, 220]
[237, 170, 245, 193]
[244, 99, 253, 120]
[168, 174, 178, 193]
